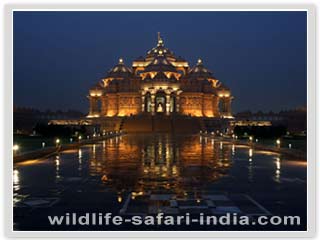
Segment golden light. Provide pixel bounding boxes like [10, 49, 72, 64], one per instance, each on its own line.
[13, 144, 19, 151]
[13, 169, 19, 184]
[55, 139, 60, 145]
[276, 139, 281, 146]
[276, 157, 281, 170]
[55, 157, 60, 166]
[101, 175, 108, 182]
[249, 136, 253, 142]
[78, 136, 82, 140]
[249, 148, 253, 157]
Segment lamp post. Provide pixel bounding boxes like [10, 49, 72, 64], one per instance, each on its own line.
[13, 144, 19, 156]
[55, 138, 60, 147]
[276, 139, 281, 148]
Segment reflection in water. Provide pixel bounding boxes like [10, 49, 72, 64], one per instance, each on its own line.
[248, 148, 253, 182]
[78, 149, 83, 173]
[13, 169, 20, 192]
[55, 155, 60, 181]
[88, 135, 232, 197]
[12, 134, 307, 231]
[275, 157, 281, 183]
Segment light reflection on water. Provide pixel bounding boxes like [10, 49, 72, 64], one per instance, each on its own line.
[86, 134, 233, 196]
[13, 134, 306, 217]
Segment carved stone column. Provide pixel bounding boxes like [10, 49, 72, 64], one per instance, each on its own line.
[225, 97, 233, 116]
[176, 91, 182, 113]
[151, 94, 155, 115]
[141, 94, 145, 112]
[88, 96, 99, 116]
[219, 97, 233, 117]
[101, 96, 107, 116]
[166, 94, 171, 115]
[212, 96, 219, 117]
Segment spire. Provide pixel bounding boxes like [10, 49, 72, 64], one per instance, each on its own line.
[157, 32, 164, 46]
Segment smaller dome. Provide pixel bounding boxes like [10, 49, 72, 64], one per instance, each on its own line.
[188, 59, 216, 79]
[105, 58, 133, 78]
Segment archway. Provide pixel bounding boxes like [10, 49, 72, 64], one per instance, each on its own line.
[155, 91, 166, 114]
[144, 92, 152, 113]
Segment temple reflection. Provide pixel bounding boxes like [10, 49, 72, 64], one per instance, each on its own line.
[89, 134, 232, 196]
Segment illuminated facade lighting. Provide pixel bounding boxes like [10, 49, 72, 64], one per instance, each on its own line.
[86, 33, 233, 118]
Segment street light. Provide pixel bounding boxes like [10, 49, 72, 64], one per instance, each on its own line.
[55, 138, 60, 147]
[13, 144, 19, 151]
[13, 144, 19, 156]
[276, 139, 281, 147]
[249, 136, 253, 142]
[78, 136, 82, 141]
[42, 142, 46, 148]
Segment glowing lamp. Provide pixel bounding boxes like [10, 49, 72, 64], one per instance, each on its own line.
[13, 144, 19, 151]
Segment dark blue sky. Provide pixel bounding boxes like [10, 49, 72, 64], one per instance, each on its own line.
[14, 11, 307, 113]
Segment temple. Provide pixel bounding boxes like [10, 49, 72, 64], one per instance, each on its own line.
[87, 33, 233, 119]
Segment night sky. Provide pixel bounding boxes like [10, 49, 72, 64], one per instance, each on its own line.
[13, 11, 307, 113]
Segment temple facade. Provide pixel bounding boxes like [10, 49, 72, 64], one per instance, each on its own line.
[87, 34, 233, 118]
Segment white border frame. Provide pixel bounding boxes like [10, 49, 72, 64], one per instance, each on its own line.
[2, 3, 316, 238]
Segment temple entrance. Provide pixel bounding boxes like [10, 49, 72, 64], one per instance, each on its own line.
[142, 88, 180, 115]
[155, 91, 166, 114]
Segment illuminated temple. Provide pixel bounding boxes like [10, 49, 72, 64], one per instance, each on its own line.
[87, 33, 233, 119]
